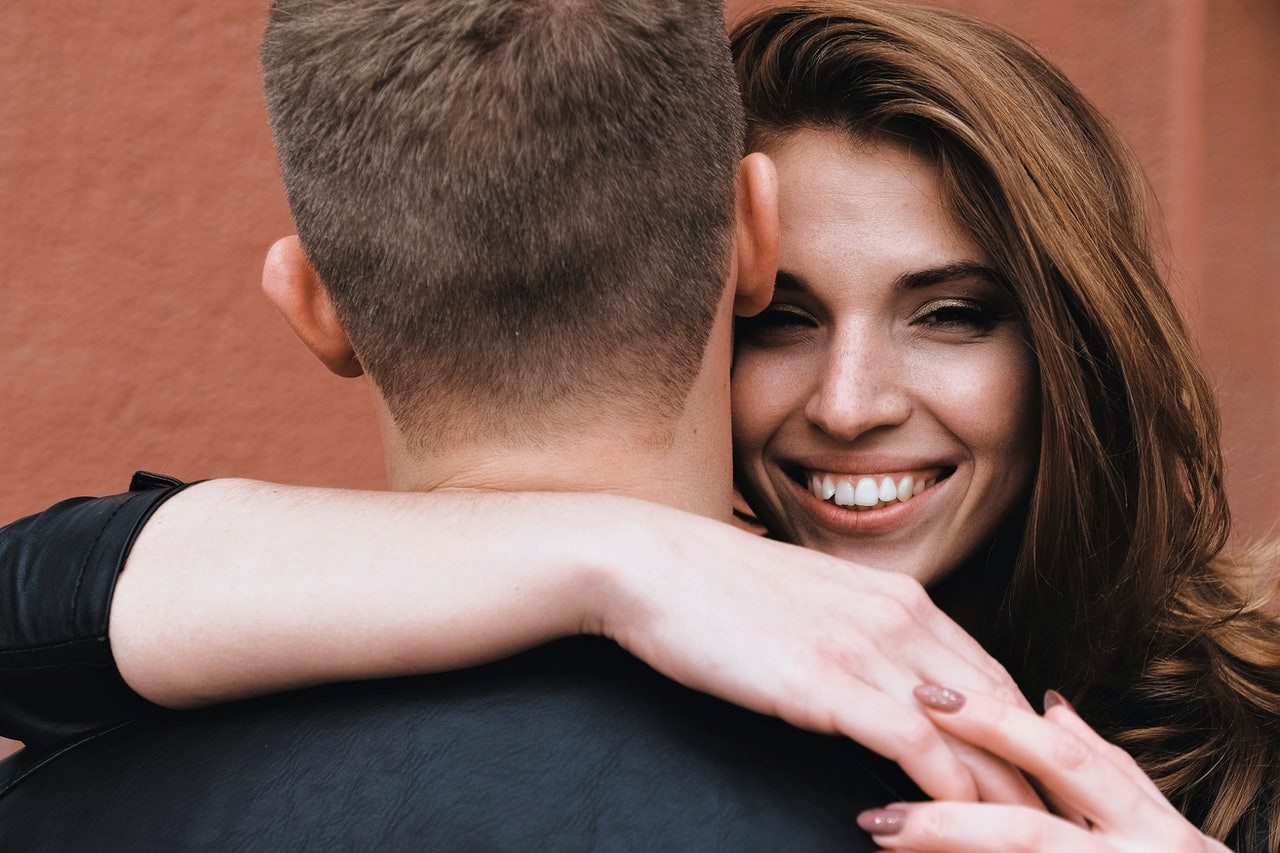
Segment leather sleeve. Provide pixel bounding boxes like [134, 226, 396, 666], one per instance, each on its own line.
[0, 472, 191, 748]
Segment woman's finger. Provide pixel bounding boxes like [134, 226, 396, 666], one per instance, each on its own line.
[822, 685, 979, 802]
[1042, 691, 1166, 802]
[858, 801, 1102, 853]
[938, 732, 1045, 808]
[911, 685, 1175, 833]
[861, 572, 1031, 711]
[811, 632, 1043, 808]
[1025, 772, 1090, 828]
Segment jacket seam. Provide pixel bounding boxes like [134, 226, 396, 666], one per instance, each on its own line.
[0, 721, 132, 799]
[69, 494, 137, 622]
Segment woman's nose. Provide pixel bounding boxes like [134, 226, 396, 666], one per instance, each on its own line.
[803, 329, 911, 441]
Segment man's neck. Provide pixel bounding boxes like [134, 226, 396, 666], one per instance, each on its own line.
[378, 301, 737, 522]
[385, 428, 731, 520]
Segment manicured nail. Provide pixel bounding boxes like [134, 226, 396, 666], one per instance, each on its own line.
[1043, 689, 1074, 714]
[857, 807, 907, 835]
[914, 683, 965, 712]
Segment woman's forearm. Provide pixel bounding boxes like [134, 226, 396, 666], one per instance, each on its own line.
[110, 479, 636, 708]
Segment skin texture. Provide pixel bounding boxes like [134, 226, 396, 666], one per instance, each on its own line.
[733, 129, 1039, 588]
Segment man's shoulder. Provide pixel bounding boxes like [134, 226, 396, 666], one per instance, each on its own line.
[0, 637, 909, 851]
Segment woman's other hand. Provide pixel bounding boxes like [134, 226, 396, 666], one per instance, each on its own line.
[856, 684, 1231, 851]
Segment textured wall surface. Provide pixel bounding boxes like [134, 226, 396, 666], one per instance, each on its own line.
[1, 2, 1276, 759]
[1, 2, 386, 521]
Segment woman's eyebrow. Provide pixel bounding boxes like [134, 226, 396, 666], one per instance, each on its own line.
[895, 261, 999, 291]
[777, 263, 1000, 295]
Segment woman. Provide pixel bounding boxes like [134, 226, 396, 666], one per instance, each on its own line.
[2, 1, 1275, 848]
[727, 3, 1279, 847]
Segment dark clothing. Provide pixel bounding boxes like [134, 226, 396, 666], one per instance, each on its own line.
[0, 475, 908, 849]
[0, 472, 187, 748]
[0, 637, 909, 850]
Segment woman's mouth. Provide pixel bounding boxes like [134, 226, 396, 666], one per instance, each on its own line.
[795, 467, 954, 512]
[773, 463, 959, 538]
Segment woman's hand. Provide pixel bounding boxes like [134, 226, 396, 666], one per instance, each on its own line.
[856, 684, 1231, 852]
[595, 504, 1042, 807]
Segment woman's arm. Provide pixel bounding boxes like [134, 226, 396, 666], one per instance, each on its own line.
[111, 480, 613, 706]
[5, 476, 1036, 803]
[110, 478, 1042, 804]
[857, 685, 1231, 851]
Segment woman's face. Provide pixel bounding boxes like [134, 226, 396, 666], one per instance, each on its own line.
[732, 129, 1039, 587]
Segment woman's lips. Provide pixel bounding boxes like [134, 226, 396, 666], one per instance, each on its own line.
[781, 465, 954, 536]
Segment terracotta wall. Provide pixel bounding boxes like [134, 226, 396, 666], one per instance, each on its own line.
[1, 2, 1276, 759]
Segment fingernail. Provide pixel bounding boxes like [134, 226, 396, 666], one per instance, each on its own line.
[856, 807, 907, 835]
[913, 683, 965, 712]
[1043, 689, 1075, 714]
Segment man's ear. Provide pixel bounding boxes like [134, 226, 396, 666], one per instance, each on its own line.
[261, 236, 363, 378]
[730, 152, 779, 317]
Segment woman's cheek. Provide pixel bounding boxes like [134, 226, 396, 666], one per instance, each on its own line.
[919, 340, 1039, 495]
[731, 348, 812, 451]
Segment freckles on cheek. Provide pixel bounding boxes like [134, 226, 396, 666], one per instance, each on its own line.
[732, 356, 808, 445]
[956, 353, 1039, 455]
[925, 349, 1036, 448]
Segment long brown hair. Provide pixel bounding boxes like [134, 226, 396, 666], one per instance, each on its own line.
[732, 2, 1280, 846]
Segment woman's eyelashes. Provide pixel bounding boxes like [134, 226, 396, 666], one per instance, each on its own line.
[738, 296, 1011, 344]
[736, 303, 818, 343]
[913, 297, 1006, 334]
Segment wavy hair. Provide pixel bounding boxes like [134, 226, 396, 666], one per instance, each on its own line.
[732, 2, 1280, 846]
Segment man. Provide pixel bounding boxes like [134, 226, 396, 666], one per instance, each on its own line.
[0, 0, 923, 847]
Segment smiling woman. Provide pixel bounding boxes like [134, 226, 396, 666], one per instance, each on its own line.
[733, 131, 1039, 588]
[729, 2, 1280, 845]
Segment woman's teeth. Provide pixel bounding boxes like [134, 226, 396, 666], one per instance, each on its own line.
[806, 472, 936, 510]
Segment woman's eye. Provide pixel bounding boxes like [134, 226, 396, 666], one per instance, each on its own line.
[916, 299, 1001, 332]
[736, 304, 818, 341]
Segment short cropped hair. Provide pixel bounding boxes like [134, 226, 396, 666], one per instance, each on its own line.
[261, 0, 743, 446]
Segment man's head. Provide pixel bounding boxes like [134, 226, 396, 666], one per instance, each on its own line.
[259, 0, 769, 450]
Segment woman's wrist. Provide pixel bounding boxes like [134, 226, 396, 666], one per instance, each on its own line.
[571, 496, 733, 656]
[545, 493, 674, 644]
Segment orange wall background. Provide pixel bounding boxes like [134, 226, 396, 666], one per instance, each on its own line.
[1, 2, 1276, 758]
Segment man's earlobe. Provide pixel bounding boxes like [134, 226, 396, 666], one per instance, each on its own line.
[261, 236, 363, 378]
[731, 152, 779, 317]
